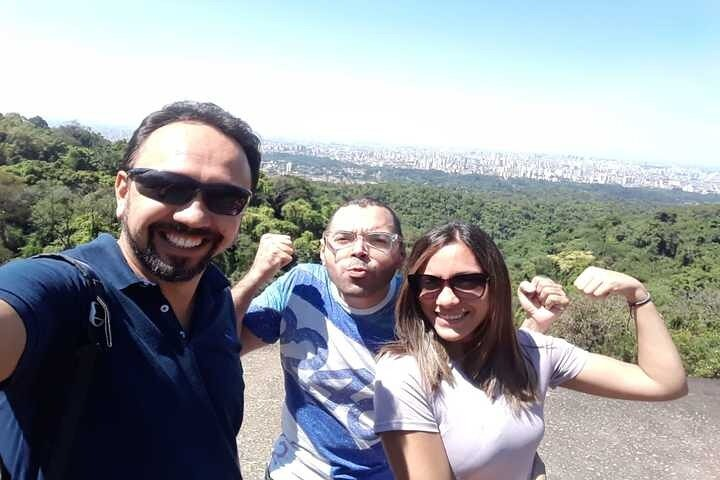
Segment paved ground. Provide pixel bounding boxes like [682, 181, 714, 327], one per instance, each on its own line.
[237, 344, 720, 479]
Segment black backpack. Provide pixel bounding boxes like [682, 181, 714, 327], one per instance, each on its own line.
[0, 254, 112, 480]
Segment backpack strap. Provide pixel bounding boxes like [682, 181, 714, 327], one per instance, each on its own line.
[32, 253, 112, 480]
[34, 254, 112, 350]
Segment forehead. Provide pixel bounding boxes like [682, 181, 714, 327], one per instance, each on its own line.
[329, 205, 396, 233]
[133, 121, 250, 186]
[422, 241, 483, 275]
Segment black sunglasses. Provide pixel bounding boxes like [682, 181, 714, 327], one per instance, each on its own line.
[126, 168, 252, 216]
[408, 273, 490, 299]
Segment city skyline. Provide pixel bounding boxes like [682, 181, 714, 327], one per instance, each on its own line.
[261, 140, 720, 195]
[2, 1, 718, 168]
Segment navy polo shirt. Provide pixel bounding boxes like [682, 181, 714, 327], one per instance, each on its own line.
[0, 234, 245, 479]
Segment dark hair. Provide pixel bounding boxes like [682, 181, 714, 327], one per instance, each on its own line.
[121, 101, 262, 190]
[327, 197, 403, 238]
[384, 221, 537, 408]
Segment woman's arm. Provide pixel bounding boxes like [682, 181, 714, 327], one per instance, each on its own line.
[562, 267, 687, 400]
[379, 431, 455, 480]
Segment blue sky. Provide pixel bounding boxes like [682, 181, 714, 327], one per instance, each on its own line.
[2, 0, 718, 167]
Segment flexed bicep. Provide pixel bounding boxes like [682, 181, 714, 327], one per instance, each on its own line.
[562, 267, 687, 401]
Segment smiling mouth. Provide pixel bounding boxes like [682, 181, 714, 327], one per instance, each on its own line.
[435, 311, 469, 323]
[161, 231, 206, 249]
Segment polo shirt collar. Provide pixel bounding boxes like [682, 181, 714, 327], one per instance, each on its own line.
[72, 233, 229, 292]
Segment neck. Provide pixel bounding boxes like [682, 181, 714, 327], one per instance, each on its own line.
[341, 285, 390, 311]
[445, 338, 474, 363]
[117, 236, 201, 330]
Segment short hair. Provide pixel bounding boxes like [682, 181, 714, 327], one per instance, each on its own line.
[327, 197, 403, 237]
[121, 101, 262, 190]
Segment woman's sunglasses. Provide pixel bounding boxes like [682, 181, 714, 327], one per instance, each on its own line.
[126, 168, 253, 216]
[408, 272, 490, 300]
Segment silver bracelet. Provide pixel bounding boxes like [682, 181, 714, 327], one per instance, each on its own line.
[628, 292, 652, 308]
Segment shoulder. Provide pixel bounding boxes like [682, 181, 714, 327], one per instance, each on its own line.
[377, 351, 418, 368]
[375, 353, 422, 382]
[517, 328, 548, 348]
[517, 328, 585, 362]
[266, 263, 332, 301]
[374, 352, 438, 433]
[269, 263, 326, 288]
[248, 263, 327, 311]
[0, 255, 87, 295]
[0, 254, 95, 334]
[517, 328, 590, 388]
[292, 263, 328, 283]
[517, 327, 574, 351]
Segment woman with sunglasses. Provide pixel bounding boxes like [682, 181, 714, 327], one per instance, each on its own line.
[373, 222, 687, 480]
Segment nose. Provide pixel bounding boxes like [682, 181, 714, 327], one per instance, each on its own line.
[172, 196, 213, 228]
[349, 234, 370, 257]
[435, 284, 460, 307]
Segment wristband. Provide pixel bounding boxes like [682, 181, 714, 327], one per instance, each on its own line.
[628, 292, 652, 308]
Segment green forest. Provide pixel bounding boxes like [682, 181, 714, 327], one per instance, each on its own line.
[1, 112, 719, 377]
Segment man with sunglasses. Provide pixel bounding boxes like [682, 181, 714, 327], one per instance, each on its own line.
[232, 198, 567, 479]
[0, 101, 260, 479]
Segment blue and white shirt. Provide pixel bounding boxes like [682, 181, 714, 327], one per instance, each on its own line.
[244, 264, 400, 479]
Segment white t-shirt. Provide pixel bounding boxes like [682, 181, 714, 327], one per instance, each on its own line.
[373, 329, 589, 480]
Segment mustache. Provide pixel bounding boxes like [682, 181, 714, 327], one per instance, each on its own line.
[343, 258, 369, 269]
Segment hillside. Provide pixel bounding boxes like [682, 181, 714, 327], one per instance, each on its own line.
[1, 111, 718, 377]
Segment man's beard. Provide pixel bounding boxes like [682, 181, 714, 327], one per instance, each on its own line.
[123, 217, 222, 282]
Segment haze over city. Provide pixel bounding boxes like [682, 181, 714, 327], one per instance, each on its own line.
[2, 0, 718, 168]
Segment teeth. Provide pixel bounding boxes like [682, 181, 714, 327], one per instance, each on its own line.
[438, 312, 466, 321]
[164, 232, 203, 248]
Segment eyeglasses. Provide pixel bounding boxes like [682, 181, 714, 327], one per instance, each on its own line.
[407, 273, 490, 300]
[324, 230, 401, 253]
[126, 168, 252, 216]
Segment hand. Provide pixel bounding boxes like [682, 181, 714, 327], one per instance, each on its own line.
[249, 233, 295, 284]
[573, 266, 647, 303]
[518, 276, 569, 333]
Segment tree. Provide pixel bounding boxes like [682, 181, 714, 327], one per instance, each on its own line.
[281, 199, 326, 236]
[547, 250, 596, 282]
[28, 116, 49, 129]
[54, 122, 108, 148]
[294, 231, 321, 263]
[24, 182, 77, 253]
[259, 176, 315, 217]
[60, 145, 94, 170]
[0, 113, 66, 164]
[0, 171, 33, 258]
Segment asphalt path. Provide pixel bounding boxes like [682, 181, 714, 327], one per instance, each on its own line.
[237, 344, 719, 479]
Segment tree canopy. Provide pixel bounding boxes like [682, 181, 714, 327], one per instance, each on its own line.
[1, 111, 718, 377]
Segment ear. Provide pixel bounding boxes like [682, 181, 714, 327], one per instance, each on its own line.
[115, 171, 130, 220]
[319, 237, 327, 266]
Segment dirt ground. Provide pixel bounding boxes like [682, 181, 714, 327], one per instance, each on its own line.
[237, 344, 720, 479]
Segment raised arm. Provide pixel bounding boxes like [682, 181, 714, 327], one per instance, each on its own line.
[231, 233, 294, 341]
[0, 300, 27, 382]
[562, 266, 687, 400]
[518, 276, 569, 334]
